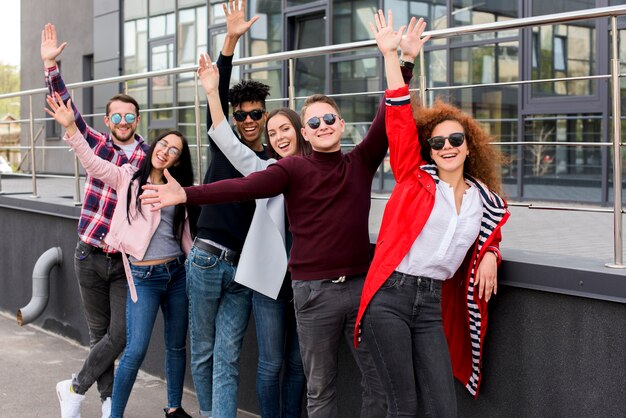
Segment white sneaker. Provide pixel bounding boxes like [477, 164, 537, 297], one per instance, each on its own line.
[101, 397, 111, 418]
[56, 375, 84, 418]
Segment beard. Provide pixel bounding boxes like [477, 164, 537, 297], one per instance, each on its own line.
[111, 126, 136, 143]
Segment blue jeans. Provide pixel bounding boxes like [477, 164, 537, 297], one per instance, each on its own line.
[292, 276, 387, 418]
[110, 257, 189, 418]
[186, 245, 252, 418]
[253, 286, 306, 418]
[362, 272, 457, 417]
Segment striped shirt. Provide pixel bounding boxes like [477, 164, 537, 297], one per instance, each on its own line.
[45, 66, 149, 252]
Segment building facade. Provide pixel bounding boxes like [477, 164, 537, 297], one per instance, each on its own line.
[20, 0, 626, 204]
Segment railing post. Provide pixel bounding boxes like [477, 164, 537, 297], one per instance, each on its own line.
[288, 58, 296, 110]
[419, 49, 426, 107]
[28, 94, 39, 198]
[193, 71, 203, 184]
[607, 15, 626, 268]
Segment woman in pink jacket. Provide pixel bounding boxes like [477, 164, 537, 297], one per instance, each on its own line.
[355, 11, 509, 417]
[46, 92, 196, 418]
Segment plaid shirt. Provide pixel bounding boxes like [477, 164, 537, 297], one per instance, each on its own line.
[45, 66, 149, 252]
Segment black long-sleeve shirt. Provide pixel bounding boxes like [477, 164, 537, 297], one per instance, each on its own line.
[195, 54, 268, 252]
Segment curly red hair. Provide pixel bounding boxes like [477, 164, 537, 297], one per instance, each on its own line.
[412, 98, 503, 195]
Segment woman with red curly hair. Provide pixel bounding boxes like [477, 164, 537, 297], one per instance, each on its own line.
[355, 10, 510, 417]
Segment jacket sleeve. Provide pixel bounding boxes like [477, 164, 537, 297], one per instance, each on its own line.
[386, 85, 425, 183]
[185, 162, 289, 206]
[45, 65, 105, 149]
[63, 130, 132, 190]
[354, 65, 414, 172]
[208, 119, 272, 176]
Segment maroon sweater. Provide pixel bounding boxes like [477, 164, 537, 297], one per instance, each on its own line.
[186, 69, 413, 280]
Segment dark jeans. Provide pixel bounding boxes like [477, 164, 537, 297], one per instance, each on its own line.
[110, 258, 188, 418]
[362, 272, 457, 418]
[72, 240, 127, 400]
[253, 288, 306, 418]
[292, 276, 387, 418]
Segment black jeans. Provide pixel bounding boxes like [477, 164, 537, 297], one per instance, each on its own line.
[362, 272, 457, 418]
[292, 276, 387, 418]
[72, 240, 127, 400]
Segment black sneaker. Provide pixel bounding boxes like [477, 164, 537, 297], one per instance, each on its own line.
[164, 407, 192, 418]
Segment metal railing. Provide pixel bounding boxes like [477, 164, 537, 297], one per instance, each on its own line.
[1, 5, 626, 266]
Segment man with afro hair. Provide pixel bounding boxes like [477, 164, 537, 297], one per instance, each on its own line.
[184, 2, 270, 417]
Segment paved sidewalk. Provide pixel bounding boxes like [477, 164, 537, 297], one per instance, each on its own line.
[0, 311, 198, 418]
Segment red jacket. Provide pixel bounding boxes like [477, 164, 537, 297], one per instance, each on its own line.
[355, 85, 510, 398]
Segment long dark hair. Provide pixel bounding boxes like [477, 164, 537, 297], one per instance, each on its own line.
[264, 108, 312, 160]
[126, 130, 195, 240]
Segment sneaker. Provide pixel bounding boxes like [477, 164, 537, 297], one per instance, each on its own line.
[101, 397, 111, 418]
[56, 375, 84, 418]
[164, 407, 193, 417]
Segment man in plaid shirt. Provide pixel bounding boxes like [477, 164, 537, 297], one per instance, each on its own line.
[41, 23, 149, 418]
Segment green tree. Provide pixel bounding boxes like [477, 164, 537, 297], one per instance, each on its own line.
[0, 62, 20, 116]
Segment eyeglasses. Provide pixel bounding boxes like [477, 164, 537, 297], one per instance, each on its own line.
[155, 139, 181, 157]
[109, 113, 137, 125]
[426, 132, 465, 150]
[306, 113, 338, 130]
[233, 109, 265, 122]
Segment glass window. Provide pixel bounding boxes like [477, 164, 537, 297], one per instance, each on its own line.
[249, 0, 282, 55]
[124, 19, 148, 74]
[209, 0, 226, 25]
[522, 114, 603, 203]
[333, 1, 377, 44]
[150, 13, 176, 38]
[531, 22, 596, 97]
[386, 0, 447, 46]
[178, 6, 207, 66]
[452, 0, 518, 43]
[293, 13, 326, 97]
[150, 42, 175, 121]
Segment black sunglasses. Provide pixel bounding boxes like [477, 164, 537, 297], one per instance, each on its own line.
[426, 132, 465, 150]
[233, 109, 265, 122]
[306, 113, 338, 129]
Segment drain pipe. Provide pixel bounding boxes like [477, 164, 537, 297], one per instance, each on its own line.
[17, 247, 63, 326]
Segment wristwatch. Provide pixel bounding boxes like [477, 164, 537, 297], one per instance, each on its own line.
[399, 58, 415, 69]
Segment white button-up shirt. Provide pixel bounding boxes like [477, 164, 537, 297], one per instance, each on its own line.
[396, 179, 483, 280]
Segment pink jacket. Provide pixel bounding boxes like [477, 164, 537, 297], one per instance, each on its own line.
[64, 130, 193, 300]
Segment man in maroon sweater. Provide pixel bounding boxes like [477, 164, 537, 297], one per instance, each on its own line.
[143, 14, 427, 417]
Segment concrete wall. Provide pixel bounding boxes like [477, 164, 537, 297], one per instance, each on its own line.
[1, 196, 626, 416]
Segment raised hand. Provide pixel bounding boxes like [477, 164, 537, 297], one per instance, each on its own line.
[221, 0, 259, 55]
[369, 10, 405, 57]
[40, 23, 67, 67]
[45, 92, 77, 136]
[197, 53, 219, 95]
[399, 17, 430, 62]
[140, 169, 187, 211]
[225, 0, 260, 39]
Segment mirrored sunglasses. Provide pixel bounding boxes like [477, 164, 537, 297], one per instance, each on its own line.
[156, 139, 181, 157]
[306, 113, 337, 130]
[109, 113, 137, 125]
[426, 132, 465, 150]
[233, 109, 265, 122]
